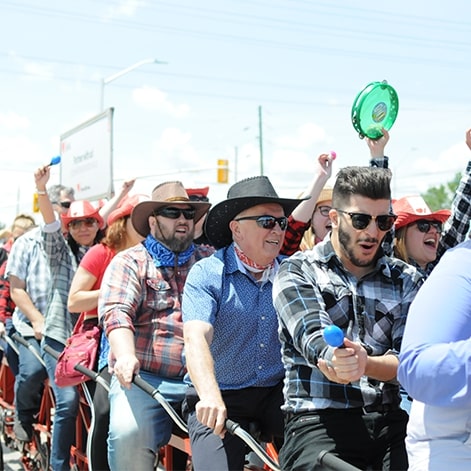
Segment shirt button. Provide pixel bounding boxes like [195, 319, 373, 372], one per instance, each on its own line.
[261, 316, 265, 320]
[260, 343, 265, 348]
[258, 365, 263, 370]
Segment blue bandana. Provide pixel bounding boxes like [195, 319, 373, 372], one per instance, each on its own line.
[143, 234, 195, 268]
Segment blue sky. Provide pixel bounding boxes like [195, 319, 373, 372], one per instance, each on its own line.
[1, 0, 471, 226]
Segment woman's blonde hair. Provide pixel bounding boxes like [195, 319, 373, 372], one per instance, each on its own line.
[393, 226, 409, 263]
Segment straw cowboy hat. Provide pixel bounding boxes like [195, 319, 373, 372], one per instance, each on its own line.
[315, 186, 333, 206]
[204, 175, 309, 249]
[61, 200, 105, 229]
[393, 195, 451, 230]
[131, 181, 211, 237]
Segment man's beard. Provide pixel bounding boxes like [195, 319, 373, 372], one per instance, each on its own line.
[338, 223, 380, 268]
[165, 234, 194, 253]
[153, 222, 195, 253]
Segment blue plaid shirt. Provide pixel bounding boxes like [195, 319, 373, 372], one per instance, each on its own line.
[5, 227, 51, 337]
[273, 237, 423, 413]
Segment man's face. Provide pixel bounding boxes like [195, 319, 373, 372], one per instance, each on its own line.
[149, 205, 196, 253]
[230, 203, 286, 266]
[53, 190, 75, 216]
[331, 195, 392, 278]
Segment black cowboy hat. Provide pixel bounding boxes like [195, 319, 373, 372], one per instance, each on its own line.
[204, 176, 309, 249]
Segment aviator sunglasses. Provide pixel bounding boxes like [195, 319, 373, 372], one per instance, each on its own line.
[234, 215, 288, 231]
[414, 220, 443, 233]
[155, 207, 196, 220]
[335, 209, 397, 232]
[68, 218, 98, 229]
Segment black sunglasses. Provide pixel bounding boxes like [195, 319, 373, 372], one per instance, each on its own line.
[234, 215, 288, 231]
[415, 220, 443, 233]
[52, 201, 72, 209]
[336, 209, 397, 232]
[189, 195, 209, 202]
[155, 207, 196, 220]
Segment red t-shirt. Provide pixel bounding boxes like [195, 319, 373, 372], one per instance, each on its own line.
[79, 243, 116, 318]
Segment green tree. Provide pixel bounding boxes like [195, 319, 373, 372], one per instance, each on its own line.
[422, 171, 461, 211]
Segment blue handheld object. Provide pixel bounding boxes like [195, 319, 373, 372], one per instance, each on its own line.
[49, 156, 61, 166]
[323, 325, 344, 348]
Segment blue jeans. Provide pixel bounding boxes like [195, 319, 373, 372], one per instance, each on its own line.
[42, 336, 79, 471]
[107, 370, 187, 471]
[15, 336, 47, 424]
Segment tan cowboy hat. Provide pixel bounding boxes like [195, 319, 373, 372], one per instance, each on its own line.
[131, 181, 211, 237]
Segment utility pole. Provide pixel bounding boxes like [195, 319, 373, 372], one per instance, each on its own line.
[234, 146, 239, 182]
[258, 105, 264, 175]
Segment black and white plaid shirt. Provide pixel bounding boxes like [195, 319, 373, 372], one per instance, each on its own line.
[273, 238, 423, 413]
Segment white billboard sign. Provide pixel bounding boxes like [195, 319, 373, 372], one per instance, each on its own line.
[59, 108, 114, 201]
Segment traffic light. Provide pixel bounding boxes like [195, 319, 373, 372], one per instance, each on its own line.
[217, 159, 229, 184]
[33, 192, 39, 213]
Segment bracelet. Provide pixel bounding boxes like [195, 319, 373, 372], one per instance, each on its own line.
[36, 189, 47, 196]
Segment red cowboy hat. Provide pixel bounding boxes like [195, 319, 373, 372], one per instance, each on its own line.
[393, 195, 451, 230]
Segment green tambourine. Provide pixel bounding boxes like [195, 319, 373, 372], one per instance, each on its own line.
[351, 80, 399, 140]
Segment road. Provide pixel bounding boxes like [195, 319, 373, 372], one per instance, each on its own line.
[2, 441, 23, 471]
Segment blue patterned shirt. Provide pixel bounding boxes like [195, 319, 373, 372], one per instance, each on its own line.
[273, 237, 423, 413]
[182, 244, 285, 390]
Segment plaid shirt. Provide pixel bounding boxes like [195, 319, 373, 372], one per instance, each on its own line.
[419, 160, 471, 276]
[99, 242, 214, 378]
[42, 221, 80, 344]
[5, 228, 51, 337]
[281, 216, 310, 256]
[273, 237, 423, 413]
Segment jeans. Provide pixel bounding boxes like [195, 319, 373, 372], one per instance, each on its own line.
[107, 370, 187, 471]
[15, 336, 47, 424]
[42, 336, 79, 471]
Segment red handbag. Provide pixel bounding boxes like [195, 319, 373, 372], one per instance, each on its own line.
[55, 313, 101, 388]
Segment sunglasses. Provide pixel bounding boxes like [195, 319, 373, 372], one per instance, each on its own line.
[189, 195, 209, 202]
[155, 207, 196, 220]
[336, 209, 397, 232]
[316, 205, 332, 217]
[414, 220, 443, 233]
[68, 218, 98, 229]
[234, 215, 288, 231]
[52, 201, 72, 209]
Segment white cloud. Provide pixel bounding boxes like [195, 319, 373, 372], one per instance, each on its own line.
[0, 113, 30, 131]
[22, 61, 54, 81]
[275, 123, 327, 149]
[104, 0, 148, 20]
[133, 86, 190, 118]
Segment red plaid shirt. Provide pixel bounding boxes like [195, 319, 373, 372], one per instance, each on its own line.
[99, 243, 213, 378]
[281, 216, 311, 256]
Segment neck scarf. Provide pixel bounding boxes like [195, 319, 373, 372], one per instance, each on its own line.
[143, 234, 195, 268]
[234, 243, 274, 283]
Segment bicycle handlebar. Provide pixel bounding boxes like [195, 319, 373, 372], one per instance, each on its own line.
[317, 450, 362, 471]
[133, 374, 188, 434]
[132, 375, 281, 471]
[225, 419, 281, 471]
